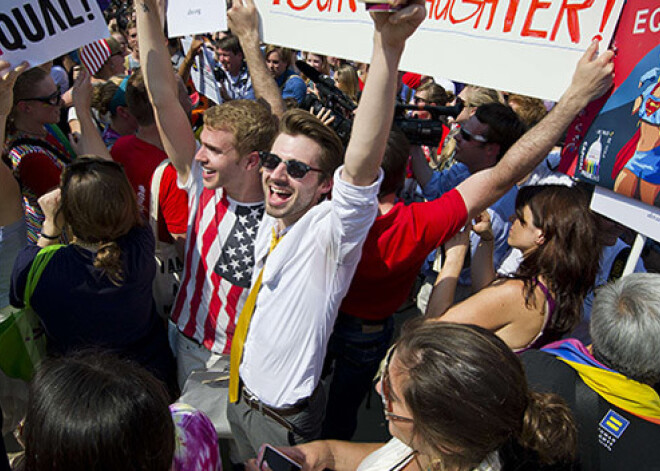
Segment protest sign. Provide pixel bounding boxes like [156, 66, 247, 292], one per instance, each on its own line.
[180, 37, 223, 105]
[255, 0, 624, 101]
[167, 0, 227, 38]
[0, 0, 109, 68]
[591, 187, 660, 243]
[559, 0, 660, 216]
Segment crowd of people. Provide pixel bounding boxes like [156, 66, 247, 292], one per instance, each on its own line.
[1, 0, 659, 469]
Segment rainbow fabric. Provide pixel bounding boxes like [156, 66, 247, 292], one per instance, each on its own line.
[542, 339, 660, 425]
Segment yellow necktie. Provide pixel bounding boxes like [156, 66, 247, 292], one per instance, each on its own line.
[229, 228, 282, 403]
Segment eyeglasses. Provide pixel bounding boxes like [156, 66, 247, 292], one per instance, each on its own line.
[20, 86, 62, 106]
[459, 127, 488, 144]
[378, 346, 414, 423]
[259, 151, 323, 179]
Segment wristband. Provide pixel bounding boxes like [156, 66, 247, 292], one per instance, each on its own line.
[40, 232, 61, 240]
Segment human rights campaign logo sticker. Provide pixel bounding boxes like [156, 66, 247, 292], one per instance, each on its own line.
[598, 409, 630, 451]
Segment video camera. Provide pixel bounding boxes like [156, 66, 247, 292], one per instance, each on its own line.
[297, 59, 464, 147]
[297, 60, 356, 146]
[393, 100, 464, 147]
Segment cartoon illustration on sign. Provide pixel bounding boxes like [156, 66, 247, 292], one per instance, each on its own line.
[560, 1, 660, 209]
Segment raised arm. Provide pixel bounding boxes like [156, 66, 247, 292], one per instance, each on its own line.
[177, 36, 204, 85]
[410, 144, 433, 187]
[456, 41, 614, 221]
[0, 61, 27, 145]
[136, 0, 196, 182]
[228, 0, 286, 118]
[425, 227, 470, 318]
[0, 61, 28, 227]
[70, 70, 112, 160]
[342, 1, 425, 186]
[470, 210, 496, 291]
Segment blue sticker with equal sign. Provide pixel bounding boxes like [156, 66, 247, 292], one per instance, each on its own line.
[599, 410, 630, 438]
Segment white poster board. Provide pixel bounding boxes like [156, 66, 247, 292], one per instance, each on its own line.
[0, 0, 109, 68]
[180, 37, 223, 105]
[256, 0, 625, 101]
[167, 0, 227, 38]
[591, 186, 660, 243]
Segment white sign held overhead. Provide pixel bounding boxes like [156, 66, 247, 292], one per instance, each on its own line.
[167, 0, 227, 38]
[591, 186, 660, 244]
[255, 0, 625, 101]
[0, 0, 109, 68]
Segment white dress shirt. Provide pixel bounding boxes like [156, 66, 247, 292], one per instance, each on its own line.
[240, 166, 383, 407]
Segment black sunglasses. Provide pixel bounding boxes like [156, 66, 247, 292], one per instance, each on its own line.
[20, 86, 62, 106]
[459, 127, 488, 144]
[259, 151, 323, 179]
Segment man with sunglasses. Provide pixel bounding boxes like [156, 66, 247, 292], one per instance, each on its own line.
[410, 102, 527, 304]
[217, 0, 430, 460]
[138, 0, 423, 457]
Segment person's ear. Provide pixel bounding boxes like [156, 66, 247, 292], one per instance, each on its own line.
[484, 143, 500, 165]
[536, 233, 546, 246]
[16, 101, 30, 114]
[116, 106, 132, 119]
[317, 176, 333, 201]
[245, 151, 261, 171]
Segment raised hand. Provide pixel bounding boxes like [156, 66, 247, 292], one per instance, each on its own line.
[472, 210, 493, 241]
[71, 68, 93, 114]
[370, 0, 426, 51]
[568, 40, 614, 106]
[310, 106, 336, 127]
[228, 0, 260, 42]
[0, 61, 28, 117]
[37, 188, 62, 223]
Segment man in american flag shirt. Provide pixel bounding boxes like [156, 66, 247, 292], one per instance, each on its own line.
[137, 0, 280, 388]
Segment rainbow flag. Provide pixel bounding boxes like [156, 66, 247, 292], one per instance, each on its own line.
[542, 339, 660, 425]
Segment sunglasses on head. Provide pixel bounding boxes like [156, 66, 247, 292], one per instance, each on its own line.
[258, 151, 323, 179]
[378, 345, 414, 423]
[459, 127, 489, 144]
[20, 86, 62, 106]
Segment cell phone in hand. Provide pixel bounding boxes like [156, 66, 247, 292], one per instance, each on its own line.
[257, 444, 302, 471]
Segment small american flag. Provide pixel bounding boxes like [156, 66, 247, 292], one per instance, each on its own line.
[79, 39, 112, 75]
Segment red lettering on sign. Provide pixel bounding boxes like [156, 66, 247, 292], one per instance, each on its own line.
[436, 0, 497, 29]
[521, 0, 551, 38]
[550, 0, 594, 43]
[318, 0, 331, 12]
[287, 0, 313, 11]
[336, 0, 357, 13]
[503, 0, 520, 32]
[434, 0, 454, 21]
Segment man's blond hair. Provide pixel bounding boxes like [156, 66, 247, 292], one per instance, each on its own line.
[203, 100, 278, 156]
